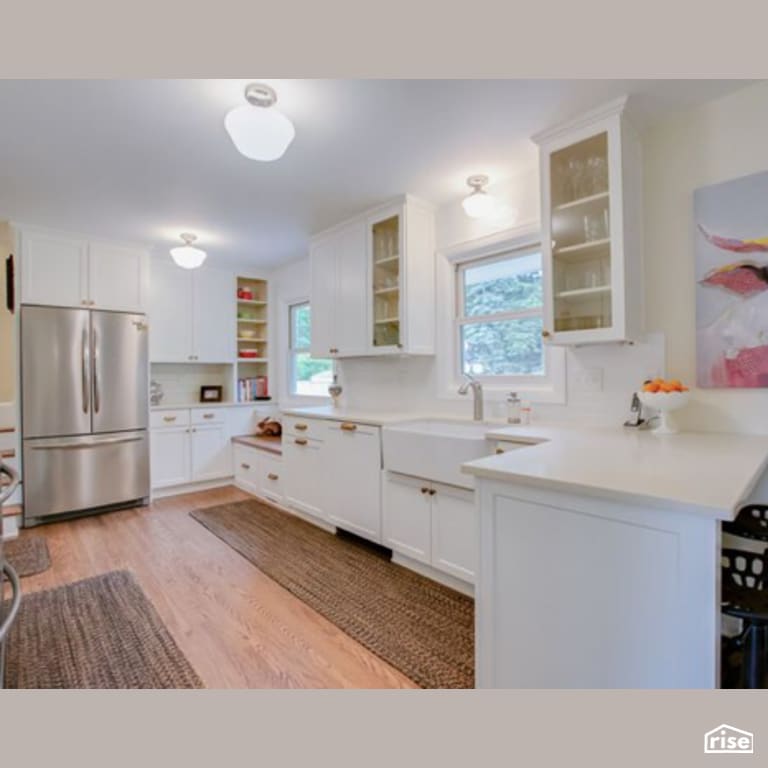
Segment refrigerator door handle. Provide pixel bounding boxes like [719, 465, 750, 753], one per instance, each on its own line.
[29, 436, 143, 450]
[82, 324, 90, 414]
[92, 325, 100, 414]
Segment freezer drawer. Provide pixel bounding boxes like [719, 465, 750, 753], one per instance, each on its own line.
[23, 431, 149, 521]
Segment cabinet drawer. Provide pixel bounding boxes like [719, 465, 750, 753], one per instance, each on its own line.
[258, 452, 284, 504]
[283, 416, 325, 440]
[233, 444, 259, 492]
[324, 421, 379, 440]
[191, 408, 226, 426]
[150, 409, 190, 429]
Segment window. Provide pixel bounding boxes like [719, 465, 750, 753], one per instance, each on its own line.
[457, 247, 544, 378]
[289, 302, 333, 397]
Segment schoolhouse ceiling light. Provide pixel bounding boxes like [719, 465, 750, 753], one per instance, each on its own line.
[462, 174, 495, 219]
[170, 233, 207, 269]
[224, 82, 295, 162]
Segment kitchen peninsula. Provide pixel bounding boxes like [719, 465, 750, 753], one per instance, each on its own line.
[463, 424, 768, 688]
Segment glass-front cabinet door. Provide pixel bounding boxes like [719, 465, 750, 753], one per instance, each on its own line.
[549, 130, 612, 335]
[370, 209, 403, 351]
[535, 97, 643, 345]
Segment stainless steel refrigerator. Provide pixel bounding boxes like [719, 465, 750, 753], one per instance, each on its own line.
[21, 305, 150, 525]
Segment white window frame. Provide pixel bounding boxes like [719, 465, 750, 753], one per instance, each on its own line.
[287, 300, 332, 399]
[436, 224, 566, 404]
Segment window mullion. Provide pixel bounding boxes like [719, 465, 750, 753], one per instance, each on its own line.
[458, 307, 542, 325]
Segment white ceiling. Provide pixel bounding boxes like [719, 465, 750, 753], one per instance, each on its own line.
[0, 79, 754, 268]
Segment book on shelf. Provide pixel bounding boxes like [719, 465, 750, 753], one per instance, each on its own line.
[237, 376, 269, 402]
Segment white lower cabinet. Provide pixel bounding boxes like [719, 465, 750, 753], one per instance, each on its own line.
[383, 471, 476, 584]
[281, 416, 383, 540]
[150, 426, 191, 488]
[234, 444, 284, 505]
[325, 421, 382, 543]
[383, 472, 432, 563]
[150, 407, 239, 490]
[233, 444, 260, 495]
[283, 434, 327, 521]
[190, 423, 231, 482]
[258, 451, 284, 505]
[431, 482, 476, 582]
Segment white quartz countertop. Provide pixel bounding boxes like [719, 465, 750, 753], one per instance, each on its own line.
[280, 405, 420, 426]
[463, 423, 768, 520]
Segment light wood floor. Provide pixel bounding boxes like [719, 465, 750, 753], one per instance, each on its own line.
[12, 486, 418, 689]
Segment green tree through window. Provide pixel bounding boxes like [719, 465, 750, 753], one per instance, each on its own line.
[290, 302, 333, 396]
[458, 250, 544, 377]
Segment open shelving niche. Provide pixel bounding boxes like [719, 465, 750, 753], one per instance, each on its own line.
[236, 276, 271, 403]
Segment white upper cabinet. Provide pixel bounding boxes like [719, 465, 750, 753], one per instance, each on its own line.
[149, 260, 236, 363]
[20, 230, 87, 308]
[193, 267, 236, 362]
[148, 260, 193, 362]
[309, 233, 339, 358]
[309, 220, 368, 358]
[20, 229, 148, 312]
[309, 195, 435, 357]
[533, 97, 643, 345]
[89, 241, 147, 312]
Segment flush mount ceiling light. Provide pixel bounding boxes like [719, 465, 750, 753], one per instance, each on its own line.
[462, 174, 495, 219]
[224, 82, 295, 161]
[170, 233, 207, 269]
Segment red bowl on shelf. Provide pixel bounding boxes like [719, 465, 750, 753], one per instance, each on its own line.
[239, 349, 260, 359]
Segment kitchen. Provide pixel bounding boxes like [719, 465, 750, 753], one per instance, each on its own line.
[2, 79, 768, 690]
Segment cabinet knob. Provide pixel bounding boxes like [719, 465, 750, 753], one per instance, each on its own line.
[294, 438, 308, 446]
[340, 422, 357, 432]
[429, 488, 436, 496]
[267, 473, 279, 481]
[495, 447, 505, 454]
[420, 487, 429, 494]
[541, 330, 551, 339]
[203, 413, 214, 419]
[241, 463, 251, 470]
[294, 423, 308, 431]
[163, 416, 176, 423]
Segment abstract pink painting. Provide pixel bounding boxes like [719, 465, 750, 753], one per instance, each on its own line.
[695, 171, 768, 388]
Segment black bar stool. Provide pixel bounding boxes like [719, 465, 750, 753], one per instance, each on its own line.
[721, 547, 768, 688]
[724, 504, 768, 542]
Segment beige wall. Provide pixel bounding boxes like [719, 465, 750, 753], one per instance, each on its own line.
[643, 80, 768, 433]
[0, 222, 14, 403]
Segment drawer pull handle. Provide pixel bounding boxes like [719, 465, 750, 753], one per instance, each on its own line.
[203, 413, 215, 420]
[241, 463, 251, 470]
[429, 489, 437, 496]
[295, 438, 308, 446]
[163, 416, 177, 423]
[340, 423, 357, 432]
[295, 423, 308, 431]
[495, 447, 505, 454]
[267, 473, 279, 481]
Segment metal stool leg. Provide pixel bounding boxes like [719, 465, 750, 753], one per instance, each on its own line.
[744, 624, 768, 688]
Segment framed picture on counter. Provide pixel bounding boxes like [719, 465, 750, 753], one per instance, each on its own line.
[200, 385, 223, 403]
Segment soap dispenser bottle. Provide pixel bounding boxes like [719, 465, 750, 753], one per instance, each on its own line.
[506, 392, 521, 424]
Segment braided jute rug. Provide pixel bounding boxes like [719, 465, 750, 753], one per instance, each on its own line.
[3, 570, 203, 689]
[191, 499, 474, 688]
[4, 534, 51, 577]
